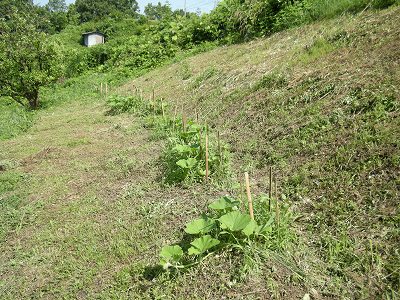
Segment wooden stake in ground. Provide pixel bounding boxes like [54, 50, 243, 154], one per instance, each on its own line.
[275, 175, 280, 229]
[105, 83, 108, 97]
[245, 172, 254, 220]
[182, 112, 187, 132]
[100, 82, 103, 95]
[173, 106, 177, 132]
[198, 127, 203, 158]
[205, 133, 209, 183]
[161, 99, 165, 119]
[152, 88, 155, 113]
[269, 166, 273, 212]
[217, 130, 222, 167]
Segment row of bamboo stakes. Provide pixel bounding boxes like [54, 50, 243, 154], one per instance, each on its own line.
[100, 84, 281, 223]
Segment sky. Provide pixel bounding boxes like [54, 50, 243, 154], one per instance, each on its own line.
[33, 0, 216, 13]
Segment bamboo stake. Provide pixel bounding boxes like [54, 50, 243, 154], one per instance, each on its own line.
[245, 172, 254, 220]
[152, 93, 156, 113]
[217, 130, 222, 166]
[199, 127, 203, 159]
[269, 166, 273, 212]
[275, 176, 280, 228]
[161, 99, 165, 119]
[205, 133, 209, 183]
[182, 112, 187, 132]
[173, 106, 177, 132]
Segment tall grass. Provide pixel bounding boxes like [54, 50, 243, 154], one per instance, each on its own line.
[0, 99, 33, 140]
[309, 0, 370, 19]
[273, 0, 398, 32]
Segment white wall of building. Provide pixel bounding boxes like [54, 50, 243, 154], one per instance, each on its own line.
[84, 34, 105, 47]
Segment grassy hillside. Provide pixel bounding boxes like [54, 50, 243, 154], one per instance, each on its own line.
[0, 6, 399, 300]
[121, 6, 400, 297]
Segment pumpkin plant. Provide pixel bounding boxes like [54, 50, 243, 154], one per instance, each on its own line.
[163, 121, 230, 184]
[159, 195, 291, 270]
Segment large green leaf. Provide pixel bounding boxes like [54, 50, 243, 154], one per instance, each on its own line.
[218, 211, 251, 232]
[209, 196, 240, 210]
[173, 144, 192, 154]
[176, 157, 197, 169]
[159, 245, 183, 269]
[242, 219, 258, 236]
[186, 157, 197, 168]
[185, 217, 216, 234]
[188, 235, 220, 255]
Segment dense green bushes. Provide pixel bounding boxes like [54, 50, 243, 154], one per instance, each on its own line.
[55, 0, 399, 79]
[211, 0, 399, 40]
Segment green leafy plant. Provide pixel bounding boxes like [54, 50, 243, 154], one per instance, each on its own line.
[208, 196, 239, 210]
[159, 194, 293, 270]
[185, 216, 216, 234]
[163, 121, 231, 184]
[218, 210, 252, 232]
[159, 245, 183, 269]
[106, 95, 144, 115]
[188, 235, 220, 255]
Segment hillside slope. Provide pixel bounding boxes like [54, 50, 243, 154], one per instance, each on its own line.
[121, 6, 399, 297]
[0, 6, 399, 300]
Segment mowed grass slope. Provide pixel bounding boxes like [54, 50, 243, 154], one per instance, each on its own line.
[124, 6, 400, 299]
[0, 6, 399, 300]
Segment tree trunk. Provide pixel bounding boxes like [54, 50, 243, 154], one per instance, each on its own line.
[27, 89, 39, 109]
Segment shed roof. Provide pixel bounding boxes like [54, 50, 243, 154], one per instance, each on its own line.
[82, 31, 105, 36]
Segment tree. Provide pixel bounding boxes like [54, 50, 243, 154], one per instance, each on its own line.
[45, 0, 68, 32]
[144, 2, 173, 20]
[75, 0, 139, 23]
[0, 0, 33, 18]
[66, 4, 80, 25]
[46, 0, 67, 12]
[0, 8, 64, 109]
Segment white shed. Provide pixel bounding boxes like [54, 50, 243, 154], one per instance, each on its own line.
[82, 31, 105, 47]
